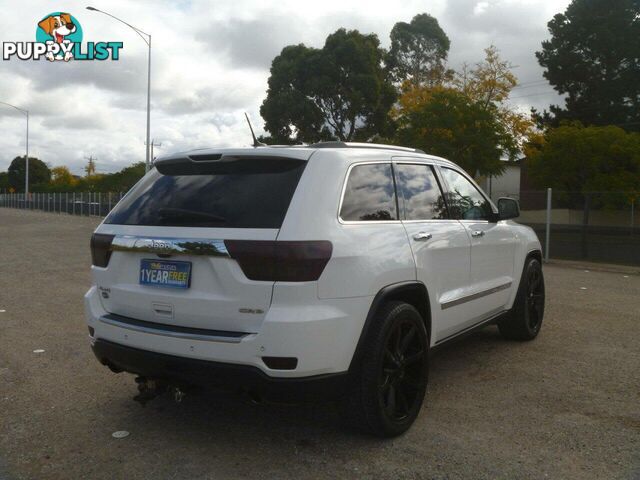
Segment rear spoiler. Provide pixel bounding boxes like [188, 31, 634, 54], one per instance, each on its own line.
[155, 154, 306, 175]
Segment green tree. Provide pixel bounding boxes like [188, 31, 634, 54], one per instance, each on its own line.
[261, 29, 395, 143]
[536, 0, 640, 130]
[0, 171, 8, 190]
[527, 123, 640, 195]
[7, 156, 51, 192]
[527, 123, 640, 258]
[394, 87, 511, 176]
[387, 13, 452, 87]
[95, 162, 146, 192]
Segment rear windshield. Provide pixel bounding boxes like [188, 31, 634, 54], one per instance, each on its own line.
[104, 157, 306, 228]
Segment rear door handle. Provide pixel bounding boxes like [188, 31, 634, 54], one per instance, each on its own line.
[471, 230, 485, 238]
[413, 232, 432, 241]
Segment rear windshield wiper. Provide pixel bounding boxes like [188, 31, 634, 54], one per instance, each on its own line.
[158, 208, 227, 224]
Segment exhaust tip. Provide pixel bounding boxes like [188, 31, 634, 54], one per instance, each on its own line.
[262, 356, 298, 370]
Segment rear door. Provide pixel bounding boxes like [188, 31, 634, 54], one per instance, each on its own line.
[92, 153, 309, 334]
[392, 160, 472, 342]
[438, 166, 517, 318]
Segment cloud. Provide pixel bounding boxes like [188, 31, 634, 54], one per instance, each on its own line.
[0, 0, 571, 174]
[195, 15, 304, 69]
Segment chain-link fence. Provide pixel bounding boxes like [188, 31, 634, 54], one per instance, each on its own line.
[0, 192, 126, 217]
[2, 189, 639, 266]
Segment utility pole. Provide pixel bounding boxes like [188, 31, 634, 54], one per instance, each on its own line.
[84, 155, 97, 178]
[145, 139, 162, 164]
[0, 101, 29, 195]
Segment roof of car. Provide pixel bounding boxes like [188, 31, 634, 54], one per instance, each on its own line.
[154, 142, 454, 167]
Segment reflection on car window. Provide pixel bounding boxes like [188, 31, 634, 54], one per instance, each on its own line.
[105, 161, 306, 228]
[395, 164, 448, 220]
[441, 167, 491, 220]
[340, 164, 398, 221]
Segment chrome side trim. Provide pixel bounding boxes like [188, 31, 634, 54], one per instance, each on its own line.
[440, 282, 512, 310]
[99, 315, 248, 344]
[110, 235, 229, 257]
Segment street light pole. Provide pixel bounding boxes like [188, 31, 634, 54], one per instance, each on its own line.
[86, 6, 152, 172]
[146, 35, 151, 172]
[0, 101, 29, 195]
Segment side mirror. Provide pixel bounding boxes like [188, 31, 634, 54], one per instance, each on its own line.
[497, 197, 520, 220]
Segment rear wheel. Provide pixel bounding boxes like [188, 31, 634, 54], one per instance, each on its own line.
[498, 257, 545, 341]
[343, 302, 428, 437]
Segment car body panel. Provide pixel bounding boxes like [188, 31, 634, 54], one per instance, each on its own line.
[86, 144, 543, 381]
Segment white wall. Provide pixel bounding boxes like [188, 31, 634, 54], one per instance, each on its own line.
[479, 164, 521, 201]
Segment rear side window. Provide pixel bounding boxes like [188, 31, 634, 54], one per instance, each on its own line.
[105, 157, 306, 228]
[340, 163, 398, 221]
[395, 164, 448, 220]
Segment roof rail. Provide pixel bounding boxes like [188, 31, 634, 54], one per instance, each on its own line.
[309, 141, 425, 154]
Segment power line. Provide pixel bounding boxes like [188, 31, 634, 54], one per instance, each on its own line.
[509, 90, 560, 100]
[512, 81, 551, 91]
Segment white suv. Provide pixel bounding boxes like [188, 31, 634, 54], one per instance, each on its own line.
[85, 142, 545, 437]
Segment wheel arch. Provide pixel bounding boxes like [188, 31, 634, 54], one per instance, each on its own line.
[527, 249, 542, 264]
[508, 249, 543, 308]
[348, 281, 431, 375]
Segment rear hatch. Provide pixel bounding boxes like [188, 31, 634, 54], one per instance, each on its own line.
[91, 150, 312, 333]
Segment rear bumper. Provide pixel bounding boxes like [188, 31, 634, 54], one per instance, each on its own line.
[85, 285, 372, 378]
[92, 339, 349, 403]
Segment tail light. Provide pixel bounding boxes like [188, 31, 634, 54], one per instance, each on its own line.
[91, 233, 115, 267]
[224, 240, 332, 282]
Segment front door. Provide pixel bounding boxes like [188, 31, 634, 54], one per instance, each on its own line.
[392, 161, 472, 343]
[439, 166, 517, 323]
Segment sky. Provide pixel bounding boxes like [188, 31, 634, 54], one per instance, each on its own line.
[0, 0, 571, 175]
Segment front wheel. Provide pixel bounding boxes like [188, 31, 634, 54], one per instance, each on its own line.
[343, 302, 428, 437]
[498, 257, 545, 341]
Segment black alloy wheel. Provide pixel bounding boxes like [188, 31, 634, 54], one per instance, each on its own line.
[379, 318, 426, 422]
[526, 263, 545, 334]
[343, 301, 428, 437]
[499, 257, 545, 341]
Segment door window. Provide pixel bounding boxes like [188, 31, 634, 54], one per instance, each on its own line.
[395, 164, 448, 220]
[441, 167, 492, 221]
[340, 163, 398, 221]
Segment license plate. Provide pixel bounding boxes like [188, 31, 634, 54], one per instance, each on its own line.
[139, 259, 191, 289]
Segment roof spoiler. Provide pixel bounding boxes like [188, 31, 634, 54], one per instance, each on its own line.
[154, 154, 305, 175]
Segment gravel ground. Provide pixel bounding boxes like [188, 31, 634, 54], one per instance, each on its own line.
[0, 208, 638, 480]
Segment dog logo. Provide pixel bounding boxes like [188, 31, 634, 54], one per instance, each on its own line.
[36, 12, 82, 61]
[2, 12, 122, 62]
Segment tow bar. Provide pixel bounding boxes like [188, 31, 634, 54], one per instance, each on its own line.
[133, 377, 187, 406]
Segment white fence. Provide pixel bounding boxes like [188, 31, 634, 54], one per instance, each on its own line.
[0, 192, 126, 217]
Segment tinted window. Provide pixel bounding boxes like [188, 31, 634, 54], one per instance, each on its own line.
[340, 163, 398, 221]
[395, 164, 448, 220]
[441, 167, 492, 220]
[105, 158, 306, 228]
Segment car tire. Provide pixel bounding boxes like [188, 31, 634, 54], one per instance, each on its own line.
[498, 257, 545, 341]
[342, 301, 428, 437]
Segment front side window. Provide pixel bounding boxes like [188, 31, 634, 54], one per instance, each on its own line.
[340, 163, 398, 221]
[441, 167, 492, 220]
[395, 164, 448, 220]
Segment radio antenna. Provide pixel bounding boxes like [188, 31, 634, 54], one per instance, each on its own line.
[244, 112, 266, 147]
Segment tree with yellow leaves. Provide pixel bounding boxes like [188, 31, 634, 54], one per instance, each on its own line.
[50, 166, 77, 187]
[455, 46, 536, 155]
[393, 46, 536, 175]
